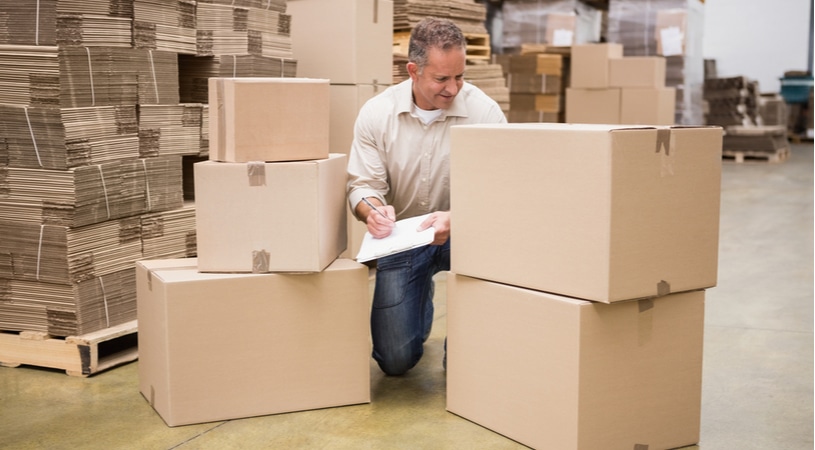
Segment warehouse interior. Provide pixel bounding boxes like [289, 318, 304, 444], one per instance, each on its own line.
[0, 0, 813, 449]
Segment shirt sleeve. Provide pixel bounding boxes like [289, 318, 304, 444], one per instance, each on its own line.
[346, 100, 390, 221]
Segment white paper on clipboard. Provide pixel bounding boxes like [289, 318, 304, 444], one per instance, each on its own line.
[355, 213, 435, 263]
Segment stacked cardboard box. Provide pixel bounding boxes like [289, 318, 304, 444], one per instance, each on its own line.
[703, 76, 759, 127]
[288, 0, 394, 259]
[137, 77, 371, 426]
[566, 43, 675, 125]
[446, 122, 723, 449]
[606, 0, 705, 125]
[505, 51, 568, 123]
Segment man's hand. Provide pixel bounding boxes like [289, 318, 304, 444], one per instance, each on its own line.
[359, 198, 396, 239]
[418, 211, 450, 245]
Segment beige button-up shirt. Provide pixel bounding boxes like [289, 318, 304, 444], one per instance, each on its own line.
[347, 79, 507, 221]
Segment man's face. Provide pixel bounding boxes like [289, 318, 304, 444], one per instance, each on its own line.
[408, 46, 466, 111]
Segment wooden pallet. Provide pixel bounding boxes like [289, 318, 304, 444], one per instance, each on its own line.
[0, 320, 138, 377]
[392, 31, 491, 61]
[722, 146, 791, 163]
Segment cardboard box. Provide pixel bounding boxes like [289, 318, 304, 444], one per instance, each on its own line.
[507, 110, 562, 123]
[508, 53, 563, 76]
[609, 57, 666, 88]
[208, 77, 330, 163]
[450, 123, 722, 302]
[510, 93, 561, 113]
[288, 0, 393, 85]
[194, 154, 347, 273]
[570, 43, 623, 88]
[507, 73, 562, 94]
[446, 272, 704, 450]
[655, 9, 687, 56]
[136, 258, 371, 427]
[565, 88, 621, 124]
[621, 87, 676, 125]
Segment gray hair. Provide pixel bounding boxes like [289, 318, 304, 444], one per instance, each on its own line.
[408, 17, 467, 71]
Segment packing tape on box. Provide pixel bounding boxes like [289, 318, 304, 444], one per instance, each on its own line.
[657, 280, 671, 297]
[252, 249, 270, 273]
[247, 162, 266, 186]
[655, 128, 675, 177]
[215, 78, 225, 156]
[638, 298, 654, 346]
[634, 444, 649, 450]
[373, 0, 379, 23]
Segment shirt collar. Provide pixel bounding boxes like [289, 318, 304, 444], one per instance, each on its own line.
[395, 79, 470, 119]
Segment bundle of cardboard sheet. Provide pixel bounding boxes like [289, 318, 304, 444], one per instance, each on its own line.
[0, 104, 139, 169]
[140, 201, 197, 260]
[0, 267, 137, 336]
[0, 156, 183, 227]
[133, 0, 196, 55]
[463, 62, 509, 113]
[138, 104, 205, 157]
[178, 54, 297, 103]
[393, 0, 487, 34]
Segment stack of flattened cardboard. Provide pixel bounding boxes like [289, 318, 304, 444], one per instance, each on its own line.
[0, 156, 182, 227]
[0, 104, 139, 169]
[135, 50, 181, 105]
[0, 267, 137, 336]
[56, 14, 133, 48]
[447, 122, 723, 450]
[703, 75, 759, 127]
[140, 201, 197, 260]
[133, 0, 196, 55]
[178, 54, 297, 103]
[57, 47, 140, 108]
[0, 45, 60, 106]
[500, 0, 603, 52]
[394, 0, 487, 34]
[138, 104, 204, 157]
[195, 2, 293, 57]
[464, 63, 509, 113]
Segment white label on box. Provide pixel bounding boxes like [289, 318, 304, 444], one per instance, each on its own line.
[660, 27, 684, 56]
[552, 29, 574, 46]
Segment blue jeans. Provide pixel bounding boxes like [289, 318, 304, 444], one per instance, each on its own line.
[371, 240, 450, 376]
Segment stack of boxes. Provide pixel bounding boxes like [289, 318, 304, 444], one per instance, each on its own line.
[566, 43, 676, 125]
[136, 77, 371, 426]
[446, 122, 723, 449]
[505, 51, 568, 123]
[499, 0, 604, 53]
[288, 0, 394, 259]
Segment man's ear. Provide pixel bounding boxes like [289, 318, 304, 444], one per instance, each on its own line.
[406, 61, 418, 80]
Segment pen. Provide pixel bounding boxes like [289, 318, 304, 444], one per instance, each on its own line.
[361, 197, 393, 222]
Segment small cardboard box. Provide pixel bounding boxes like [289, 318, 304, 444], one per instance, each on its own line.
[508, 53, 563, 76]
[136, 258, 371, 427]
[510, 93, 561, 113]
[570, 43, 623, 88]
[621, 87, 676, 125]
[609, 56, 666, 88]
[446, 272, 704, 450]
[288, 0, 393, 85]
[565, 88, 621, 124]
[208, 77, 330, 163]
[194, 154, 347, 273]
[450, 123, 722, 303]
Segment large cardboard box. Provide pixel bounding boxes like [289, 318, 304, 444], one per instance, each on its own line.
[208, 77, 330, 163]
[288, 0, 393, 85]
[508, 53, 563, 76]
[450, 123, 722, 302]
[194, 154, 347, 273]
[136, 258, 371, 427]
[570, 43, 623, 88]
[609, 56, 666, 88]
[507, 73, 562, 94]
[565, 88, 621, 124]
[446, 272, 704, 450]
[621, 87, 676, 125]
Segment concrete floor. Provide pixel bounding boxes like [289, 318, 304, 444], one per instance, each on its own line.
[0, 143, 812, 449]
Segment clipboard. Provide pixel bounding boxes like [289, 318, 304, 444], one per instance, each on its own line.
[355, 213, 436, 263]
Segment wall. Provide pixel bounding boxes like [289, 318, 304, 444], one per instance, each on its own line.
[703, 0, 813, 93]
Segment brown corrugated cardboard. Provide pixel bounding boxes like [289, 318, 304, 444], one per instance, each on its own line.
[508, 53, 563, 76]
[507, 110, 561, 123]
[565, 88, 621, 124]
[570, 43, 623, 88]
[510, 93, 561, 112]
[288, 0, 393, 85]
[450, 123, 722, 302]
[194, 154, 347, 273]
[208, 77, 330, 163]
[446, 273, 704, 450]
[507, 73, 562, 94]
[609, 57, 667, 88]
[621, 87, 676, 125]
[136, 257, 371, 427]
